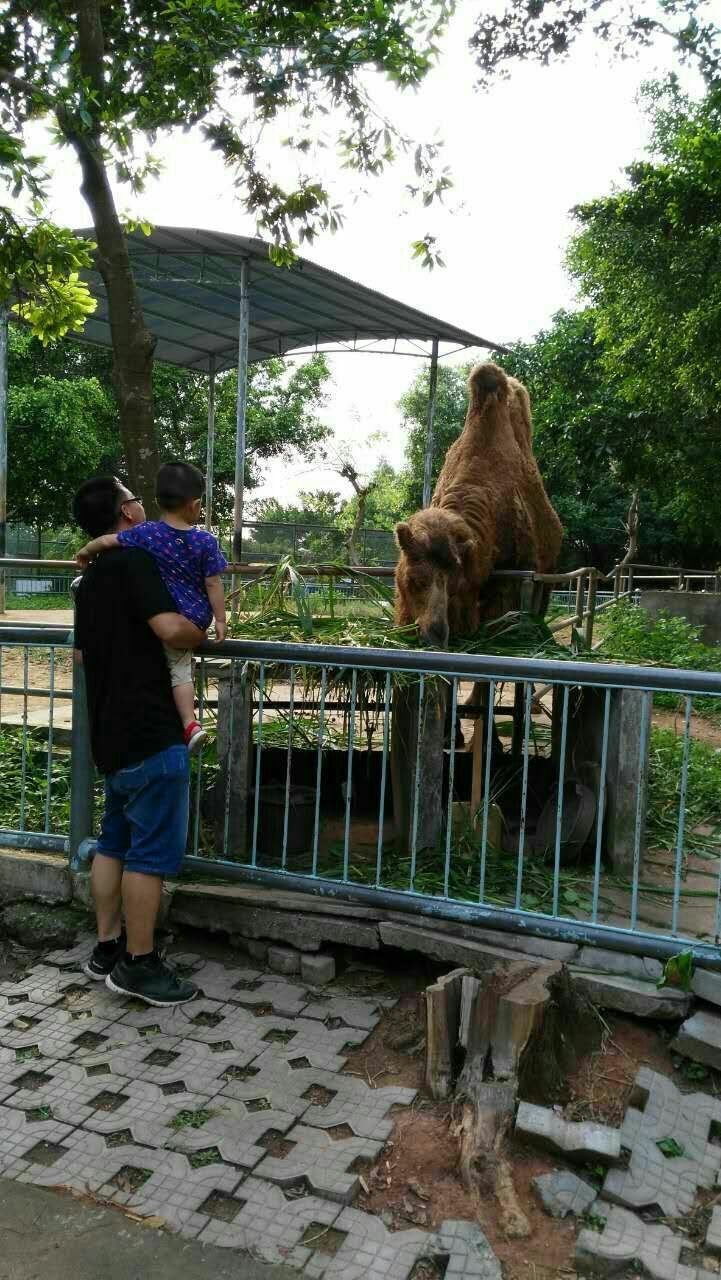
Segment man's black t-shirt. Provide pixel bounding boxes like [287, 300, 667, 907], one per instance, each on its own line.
[74, 547, 184, 775]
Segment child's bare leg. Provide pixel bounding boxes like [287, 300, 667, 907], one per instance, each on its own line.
[172, 680, 196, 729]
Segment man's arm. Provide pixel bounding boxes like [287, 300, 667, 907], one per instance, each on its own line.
[205, 576, 227, 643]
[124, 549, 206, 648]
[148, 613, 206, 649]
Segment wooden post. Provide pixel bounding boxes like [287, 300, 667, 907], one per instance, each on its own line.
[214, 661, 254, 857]
[574, 571, 585, 627]
[584, 571, 598, 648]
[390, 677, 447, 856]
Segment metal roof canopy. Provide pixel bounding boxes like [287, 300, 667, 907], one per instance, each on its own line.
[0, 226, 505, 586]
[74, 225, 502, 371]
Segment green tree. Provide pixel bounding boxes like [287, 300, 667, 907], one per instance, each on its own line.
[566, 83, 721, 551]
[7, 326, 332, 532]
[472, 0, 719, 90]
[1, 0, 452, 505]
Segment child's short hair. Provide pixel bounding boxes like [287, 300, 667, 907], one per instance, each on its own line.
[156, 461, 205, 512]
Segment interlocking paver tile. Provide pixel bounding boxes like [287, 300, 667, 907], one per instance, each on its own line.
[0, 1005, 122, 1061]
[197, 1175, 340, 1263]
[220, 1049, 415, 1139]
[622, 1067, 721, 1177]
[95, 1143, 242, 1233]
[117, 996, 230, 1039]
[516, 1102, 621, 1164]
[602, 1067, 721, 1216]
[0, 964, 90, 1007]
[255, 1122, 381, 1202]
[0, 1046, 60, 1104]
[4, 1124, 112, 1189]
[192, 961, 309, 1018]
[167, 1097, 296, 1169]
[251, 1016, 367, 1072]
[2, 1059, 130, 1123]
[576, 1203, 712, 1279]
[82, 1032, 262, 1094]
[43, 935, 95, 969]
[0, 1104, 75, 1174]
[305, 1211, 503, 1280]
[0, 997, 55, 1029]
[83, 1078, 214, 1146]
[301, 995, 386, 1031]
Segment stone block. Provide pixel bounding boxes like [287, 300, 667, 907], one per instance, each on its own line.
[170, 885, 380, 952]
[267, 945, 301, 976]
[246, 940, 268, 962]
[576, 946, 663, 983]
[672, 1010, 721, 1071]
[571, 969, 691, 1020]
[384, 910, 578, 963]
[379, 921, 541, 976]
[707, 1206, 721, 1255]
[301, 953, 336, 985]
[692, 969, 721, 1010]
[532, 1170, 597, 1219]
[0, 849, 72, 905]
[515, 1102, 621, 1165]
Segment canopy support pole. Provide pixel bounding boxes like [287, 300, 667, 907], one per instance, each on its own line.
[232, 259, 250, 562]
[0, 305, 8, 614]
[422, 337, 439, 508]
[205, 356, 216, 533]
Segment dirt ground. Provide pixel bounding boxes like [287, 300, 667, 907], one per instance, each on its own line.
[339, 961, 721, 1280]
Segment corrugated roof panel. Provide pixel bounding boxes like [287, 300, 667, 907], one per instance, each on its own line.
[71, 226, 503, 370]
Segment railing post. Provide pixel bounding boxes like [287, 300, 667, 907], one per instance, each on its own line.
[584, 571, 598, 648]
[68, 657, 95, 868]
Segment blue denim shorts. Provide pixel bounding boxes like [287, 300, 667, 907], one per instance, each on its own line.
[96, 745, 190, 877]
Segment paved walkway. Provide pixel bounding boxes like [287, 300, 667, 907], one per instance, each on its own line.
[0, 1176, 297, 1280]
[0, 939, 500, 1279]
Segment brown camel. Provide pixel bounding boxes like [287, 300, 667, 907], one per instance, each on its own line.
[394, 362, 563, 647]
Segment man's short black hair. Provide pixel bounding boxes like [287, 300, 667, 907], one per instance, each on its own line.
[156, 461, 205, 512]
[73, 476, 127, 538]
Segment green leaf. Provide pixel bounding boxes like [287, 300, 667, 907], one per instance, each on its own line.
[657, 951, 694, 992]
[657, 1137, 684, 1158]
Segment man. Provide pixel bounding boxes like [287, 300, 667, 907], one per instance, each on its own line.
[73, 475, 205, 1006]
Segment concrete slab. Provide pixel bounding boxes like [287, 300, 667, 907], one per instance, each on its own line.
[0, 1176, 299, 1280]
[532, 1170, 597, 1219]
[379, 921, 540, 975]
[692, 969, 721, 1010]
[570, 969, 692, 1020]
[0, 848, 72, 904]
[672, 1010, 721, 1070]
[575, 946, 663, 983]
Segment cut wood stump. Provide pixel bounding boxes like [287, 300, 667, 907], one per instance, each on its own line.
[425, 959, 601, 1241]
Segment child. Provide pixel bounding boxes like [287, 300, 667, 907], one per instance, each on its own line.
[77, 461, 227, 753]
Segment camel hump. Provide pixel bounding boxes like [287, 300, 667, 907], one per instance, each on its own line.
[467, 361, 509, 410]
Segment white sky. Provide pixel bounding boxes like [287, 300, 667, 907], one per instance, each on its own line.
[24, 1, 690, 505]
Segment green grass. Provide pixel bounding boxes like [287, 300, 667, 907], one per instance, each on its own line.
[6, 593, 72, 610]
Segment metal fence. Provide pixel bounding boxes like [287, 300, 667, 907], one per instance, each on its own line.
[2, 624, 721, 964]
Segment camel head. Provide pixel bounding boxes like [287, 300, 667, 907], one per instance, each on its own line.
[394, 509, 474, 649]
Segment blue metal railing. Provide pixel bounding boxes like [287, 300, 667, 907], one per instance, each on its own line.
[2, 625, 721, 963]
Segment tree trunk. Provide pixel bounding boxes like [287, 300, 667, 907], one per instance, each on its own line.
[619, 488, 640, 568]
[346, 487, 372, 565]
[62, 1, 160, 511]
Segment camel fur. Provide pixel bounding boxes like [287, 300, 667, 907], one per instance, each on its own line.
[394, 362, 563, 647]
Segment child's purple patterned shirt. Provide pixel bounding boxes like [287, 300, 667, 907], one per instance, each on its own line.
[117, 520, 227, 630]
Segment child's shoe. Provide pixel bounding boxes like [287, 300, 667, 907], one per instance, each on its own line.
[184, 721, 207, 754]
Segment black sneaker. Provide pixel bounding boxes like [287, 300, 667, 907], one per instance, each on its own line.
[82, 933, 127, 981]
[105, 953, 198, 1007]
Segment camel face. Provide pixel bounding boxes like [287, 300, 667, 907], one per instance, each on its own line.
[394, 512, 474, 648]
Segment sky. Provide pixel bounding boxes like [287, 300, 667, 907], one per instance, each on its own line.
[22, 1, 687, 507]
